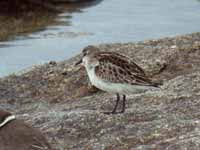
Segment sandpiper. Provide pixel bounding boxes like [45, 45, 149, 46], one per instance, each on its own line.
[0, 110, 53, 150]
[76, 46, 160, 114]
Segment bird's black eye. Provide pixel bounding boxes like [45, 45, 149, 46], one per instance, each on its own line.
[83, 52, 86, 56]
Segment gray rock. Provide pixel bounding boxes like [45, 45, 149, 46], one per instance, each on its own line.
[1, 32, 200, 149]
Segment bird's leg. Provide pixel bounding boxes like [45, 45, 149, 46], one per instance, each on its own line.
[119, 95, 126, 113]
[111, 93, 120, 113]
[103, 93, 120, 114]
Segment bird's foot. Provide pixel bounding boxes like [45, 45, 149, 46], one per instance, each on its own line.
[102, 110, 124, 115]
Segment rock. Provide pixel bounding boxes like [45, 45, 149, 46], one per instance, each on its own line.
[49, 61, 57, 66]
[1, 32, 200, 149]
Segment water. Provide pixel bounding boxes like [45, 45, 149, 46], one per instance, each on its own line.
[0, 0, 200, 77]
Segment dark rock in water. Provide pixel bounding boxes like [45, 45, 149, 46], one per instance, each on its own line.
[49, 61, 57, 66]
[0, 110, 53, 150]
[1, 32, 200, 149]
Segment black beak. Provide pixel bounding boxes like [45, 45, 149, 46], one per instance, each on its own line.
[75, 59, 82, 66]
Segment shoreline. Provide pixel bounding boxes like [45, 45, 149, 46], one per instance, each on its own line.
[0, 0, 96, 41]
[0, 32, 200, 149]
[2, 31, 200, 79]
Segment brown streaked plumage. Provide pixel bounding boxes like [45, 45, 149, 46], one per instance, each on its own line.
[0, 110, 53, 150]
[76, 45, 161, 114]
[94, 51, 158, 87]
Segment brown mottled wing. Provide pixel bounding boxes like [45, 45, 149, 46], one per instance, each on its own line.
[94, 52, 156, 87]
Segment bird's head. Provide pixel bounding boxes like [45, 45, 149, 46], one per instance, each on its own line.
[75, 45, 100, 66]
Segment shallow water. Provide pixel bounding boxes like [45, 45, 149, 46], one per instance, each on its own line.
[0, 0, 200, 77]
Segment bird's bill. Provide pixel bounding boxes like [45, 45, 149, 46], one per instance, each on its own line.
[75, 59, 82, 66]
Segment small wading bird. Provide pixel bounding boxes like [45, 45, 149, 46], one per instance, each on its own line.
[76, 46, 160, 114]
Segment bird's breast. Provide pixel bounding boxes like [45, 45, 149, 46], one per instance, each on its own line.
[86, 67, 157, 94]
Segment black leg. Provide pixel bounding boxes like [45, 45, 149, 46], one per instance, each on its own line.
[103, 93, 120, 114]
[120, 95, 126, 113]
[111, 93, 120, 113]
